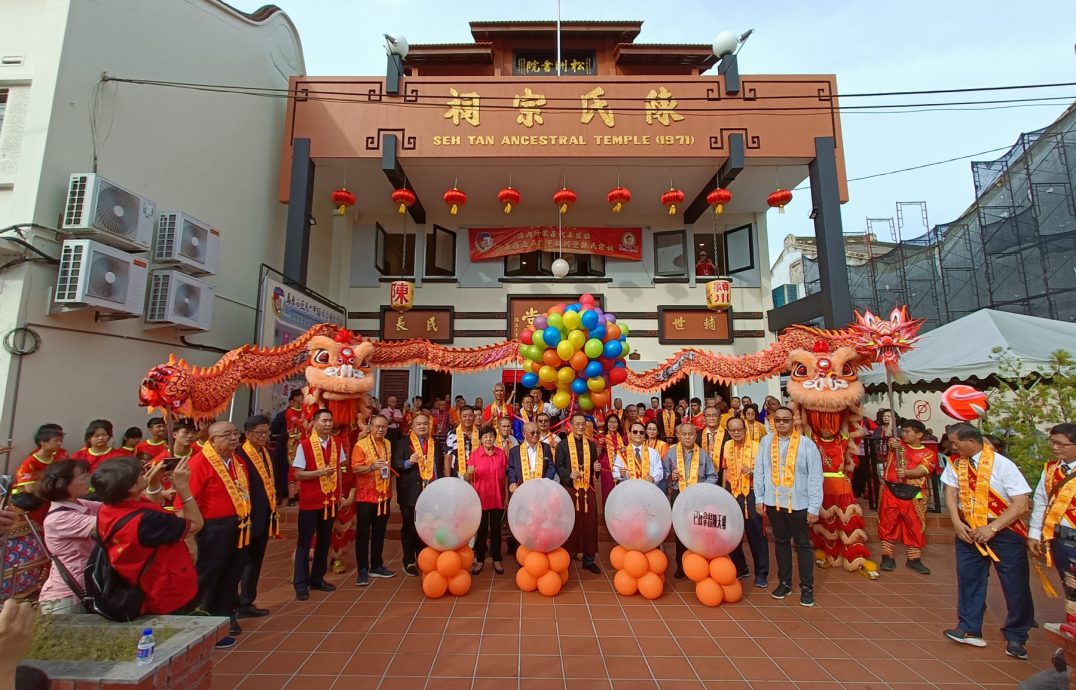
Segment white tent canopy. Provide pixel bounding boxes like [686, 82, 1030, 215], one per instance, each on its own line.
[859, 309, 1076, 389]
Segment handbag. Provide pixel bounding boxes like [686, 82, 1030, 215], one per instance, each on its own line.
[23, 508, 87, 602]
[885, 481, 921, 501]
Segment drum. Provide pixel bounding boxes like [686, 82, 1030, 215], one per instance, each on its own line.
[1, 513, 50, 601]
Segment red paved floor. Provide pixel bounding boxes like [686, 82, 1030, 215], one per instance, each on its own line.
[210, 519, 1064, 690]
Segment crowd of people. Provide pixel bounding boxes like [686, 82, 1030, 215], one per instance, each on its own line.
[1, 383, 1075, 683]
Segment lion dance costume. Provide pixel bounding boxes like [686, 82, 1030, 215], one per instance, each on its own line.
[787, 342, 877, 578]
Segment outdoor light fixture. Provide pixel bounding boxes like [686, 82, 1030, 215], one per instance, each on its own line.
[384, 34, 409, 58]
[712, 28, 753, 58]
[809, 208, 819, 220]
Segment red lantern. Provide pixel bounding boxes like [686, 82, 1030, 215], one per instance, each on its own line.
[331, 187, 356, 216]
[443, 187, 467, 215]
[767, 188, 793, 214]
[607, 186, 631, 214]
[661, 188, 685, 216]
[706, 188, 732, 215]
[553, 187, 576, 215]
[391, 187, 416, 215]
[498, 186, 521, 214]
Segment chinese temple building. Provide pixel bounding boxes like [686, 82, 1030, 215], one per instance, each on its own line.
[280, 19, 853, 403]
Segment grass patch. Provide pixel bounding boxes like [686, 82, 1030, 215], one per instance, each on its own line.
[28, 616, 178, 662]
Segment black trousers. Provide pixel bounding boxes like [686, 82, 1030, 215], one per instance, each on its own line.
[355, 502, 389, 572]
[238, 532, 269, 607]
[194, 516, 247, 617]
[729, 491, 769, 580]
[475, 508, 504, 563]
[400, 505, 425, 565]
[767, 506, 814, 589]
[294, 509, 332, 590]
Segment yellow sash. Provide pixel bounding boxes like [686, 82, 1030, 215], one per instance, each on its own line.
[309, 433, 340, 519]
[242, 441, 279, 537]
[567, 437, 592, 512]
[410, 433, 435, 484]
[673, 443, 701, 492]
[520, 443, 544, 482]
[202, 443, 252, 547]
[454, 425, 479, 476]
[770, 431, 800, 512]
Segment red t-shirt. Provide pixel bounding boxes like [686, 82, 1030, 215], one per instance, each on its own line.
[70, 447, 126, 473]
[482, 403, 515, 423]
[175, 450, 245, 519]
[97, 499, 195, 615]
[884, 442, 938, 486]
[350, 437, 393, 504]
[14, 453, 56, 491]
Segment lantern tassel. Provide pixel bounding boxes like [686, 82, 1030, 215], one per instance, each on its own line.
[450, 204, 459, 215]
[612, 202, 622, 213]
[778, 206, 785, 214]
[560, 203, 568, 214]
[334, 205, 345, 216]
[503, 203, 512, 214]
[668, 204, 676, 216]
[715, 204, 724, 215]
[398, 204, 406, 214]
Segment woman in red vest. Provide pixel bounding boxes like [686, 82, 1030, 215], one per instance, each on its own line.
[91, 456, 203, 618]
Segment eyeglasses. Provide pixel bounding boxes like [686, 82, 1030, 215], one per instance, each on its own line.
[213, 430, 241, 438]
[525, 430, 539, 436]
[773, 417, 794, 423]
[1050, 440, 1076, 448]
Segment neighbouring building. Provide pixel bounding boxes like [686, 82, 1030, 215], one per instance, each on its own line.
[770, 232, 896, 309]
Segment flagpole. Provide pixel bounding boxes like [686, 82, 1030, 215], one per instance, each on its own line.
[555, 0, 561, 77]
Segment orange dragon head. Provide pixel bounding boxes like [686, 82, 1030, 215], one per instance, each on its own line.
[786, 341, 864, 439]
[305, 328, 374, 401]
[139, 358, 194, 417]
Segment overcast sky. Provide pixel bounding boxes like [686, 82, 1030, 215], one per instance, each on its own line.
[233, 0, 1076, 261]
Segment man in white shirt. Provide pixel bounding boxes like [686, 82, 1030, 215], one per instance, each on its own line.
[941, 422, 1033, 660]
[614, 422, 663, 484]
[1028, 424, 1076, 596]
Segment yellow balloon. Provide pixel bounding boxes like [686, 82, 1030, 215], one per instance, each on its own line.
[556, 340, 575, 361]
[538, 365, 557, 383]
[567, 329, 586, 349]
[557, 366, 575, 385]
[587, 376, 606, 392]
[551, 390, 571, 409]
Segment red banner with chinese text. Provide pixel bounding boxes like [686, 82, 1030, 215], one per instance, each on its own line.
[469, 227, 642, 261]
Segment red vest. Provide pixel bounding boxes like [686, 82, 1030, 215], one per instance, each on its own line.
[97, 500, 196, 615]
[297, 436, 345, 512]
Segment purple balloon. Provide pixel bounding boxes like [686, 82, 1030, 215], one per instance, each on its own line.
[596, 315, 607, 326]
[594, 307, 603, 316]
[605, 314, 617, 324]
[533, 316, 548, 330]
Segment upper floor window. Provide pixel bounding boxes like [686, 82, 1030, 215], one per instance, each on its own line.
[653, 230, 687, 278]
[693, 224, 755, 277]
[375, 222, 415, 277]
[0, 89, 7, 134]
[425, 225, 456, 277]
[504, 251, 605, 278]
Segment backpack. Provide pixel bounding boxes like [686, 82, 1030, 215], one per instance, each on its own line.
[83, 509, 157, 622]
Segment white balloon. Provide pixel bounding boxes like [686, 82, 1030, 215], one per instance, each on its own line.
[551, 258, 570, 278]
[415, 477, 482, 550]
[670, 483, 745, 558]
[604, 479, 672, 552]
[507, 478, 575, 552]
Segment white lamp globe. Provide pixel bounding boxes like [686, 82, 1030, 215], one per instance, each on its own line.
[712, 31, 738, 58]
[551, 258, 570, 278]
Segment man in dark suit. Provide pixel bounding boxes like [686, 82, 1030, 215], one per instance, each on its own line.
[391, 414, 443, 576]
[555, 414, 602, 574]
[235, 414, 279, 618]
[505, 422, 557, 554]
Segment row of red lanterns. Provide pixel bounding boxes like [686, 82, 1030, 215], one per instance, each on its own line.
[331, 185, 793, 216]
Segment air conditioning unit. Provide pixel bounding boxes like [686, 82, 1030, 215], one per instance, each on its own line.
[62, 173, 155, 250]
[54, 239, 148, 315]
[144, 269, 215, 331]
[154, 211, 220, 276]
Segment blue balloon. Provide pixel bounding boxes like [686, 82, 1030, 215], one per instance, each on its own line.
[584, 360, 603, 378]
[614, 361, 626, 368]
[565, 304, 580, 312]
[580, 310, 599, 330]
[521, 372, 539, 389]
[603, 340, 623, 359]
[590, 327, 606, 341]
[543, 327, 562, 345]
[571, 378, 588, 394]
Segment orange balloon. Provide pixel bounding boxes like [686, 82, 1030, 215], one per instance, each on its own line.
[683, 553, 710, 583]
[623, 550, 649, 579]
[605, 324, 621, 341]
[610, 545, 627, 571]
[537, 570, 563, 597]
[570, 351, 589, 371]
[423, 571, 449, 598]
[613, 569, 638, 596]
[456, 545, 475, 570]
[722, 579, 743, 604]
[695, 577, 724, 607]
[417, 547, 439, 574]
[550, 303, 566, 315]
[645, 549, 668, 574]
[559, 569, 569, 585]
[524, 551, 550, 578]
[590, 390, 609, 409]
[709, 556, 737, 586]
[516, 545, 531, 567]
[437, 550, 462, 578]
[547, 548, 570, 574]
[516, 567, 538, 592]
[542, 349, 562, 367]
[447, 570, 471, 596]
[637, 572, 663, 600]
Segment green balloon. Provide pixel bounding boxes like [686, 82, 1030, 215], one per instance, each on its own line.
[532, 331, 546, 349]
[547, 312, 564, 331]
[527, 345, 543, 361]
[584, 338, 603, 359]
[619, 323, 630, 336]
[621, 341, 631, 356]
[519, 344, 530, 358]
[578, 393, 594, 411]
[435, 526, 449, 547]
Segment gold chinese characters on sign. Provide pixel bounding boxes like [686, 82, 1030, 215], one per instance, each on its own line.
[380, 308, 454, 343]
[513, 51, 596, 76]
[658, 307, 733, 345]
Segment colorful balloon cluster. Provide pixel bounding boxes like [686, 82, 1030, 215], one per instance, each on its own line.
[418, 545, 474, 598]
[611, 546, 667, 600]
[515, 545, 571, 596]
[518, 293, 631, 411]
[682, 552, 743, 607]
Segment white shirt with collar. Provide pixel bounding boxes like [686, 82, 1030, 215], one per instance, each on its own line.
[1028, 460, 1076, 540]
[292, 434, 336, 469]
[613, 444, 664, 483]
[940, 449, 1031, 504]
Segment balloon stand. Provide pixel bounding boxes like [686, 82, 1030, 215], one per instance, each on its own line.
[610, 546, 667, 600]
[515, 546, 571, 596]
[681, 552, 743, 607]
[417, 546, 474, 599]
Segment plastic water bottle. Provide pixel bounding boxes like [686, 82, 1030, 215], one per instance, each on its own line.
[136, 628, 155, 666]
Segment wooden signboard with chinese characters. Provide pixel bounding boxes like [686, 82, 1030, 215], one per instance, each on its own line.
[657, 307, 733, 345]
[512, 51, 597, 76]
[508, 294, 605, 340]
[380, 307, 454, 343]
